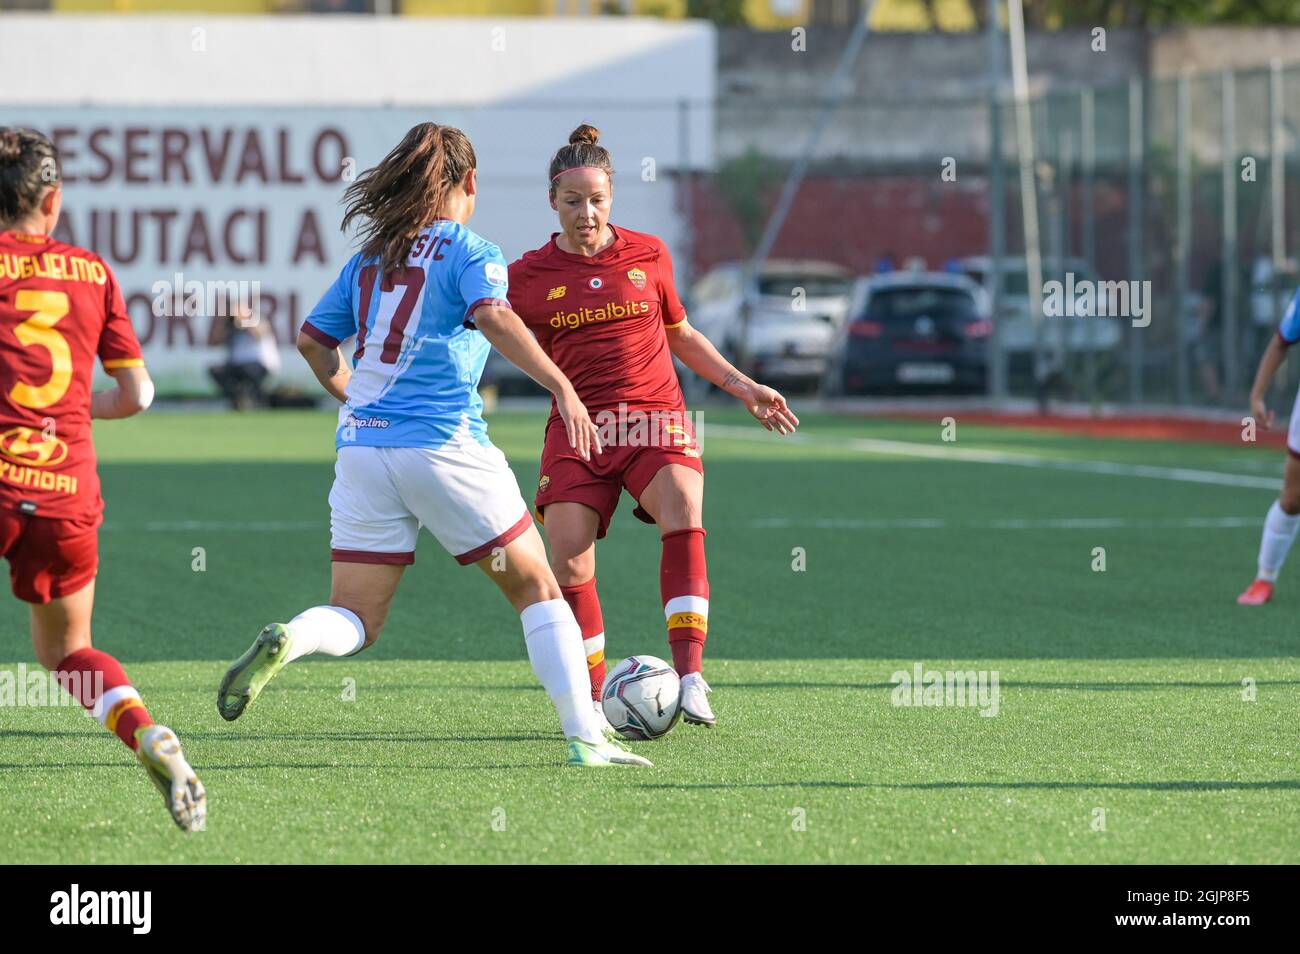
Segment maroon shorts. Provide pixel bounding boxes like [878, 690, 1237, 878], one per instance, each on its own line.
[0, 508, 100, 604]
[534, 412, 704, 538]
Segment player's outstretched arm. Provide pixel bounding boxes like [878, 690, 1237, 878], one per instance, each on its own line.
[297, 330, 351, 404]
[1249, 333, 1288, 429]
[472, 303, 601, 461]
[666, 320, 799, 435]
[91, 365, 155, 420]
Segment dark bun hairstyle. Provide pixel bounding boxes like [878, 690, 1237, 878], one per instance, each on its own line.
[548, 123, 613, 193]
[0, 128, 60, 226]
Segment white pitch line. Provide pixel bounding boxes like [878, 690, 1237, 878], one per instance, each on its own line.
[102, 520, 323, 532]
[745, 516, 1261, 530]
[100, 516, 1263, 534]
[702, 424, 1280, 490]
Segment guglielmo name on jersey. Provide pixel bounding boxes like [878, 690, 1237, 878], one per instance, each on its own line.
[0, 252, 108, 285]
[550, 299, 650, 330]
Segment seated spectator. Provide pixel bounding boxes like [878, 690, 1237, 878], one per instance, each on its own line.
[208, 306, 281, 410]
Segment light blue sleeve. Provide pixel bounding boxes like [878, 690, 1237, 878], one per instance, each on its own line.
[303, 254, 363, 346]
[1280, 287, 1300, 345]
[457, 237, 511, 321]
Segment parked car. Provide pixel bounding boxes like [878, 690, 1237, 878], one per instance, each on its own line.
[687, 260, 853, 390]
[953, 256, 1121, 355]
[825, 272, 992, 394]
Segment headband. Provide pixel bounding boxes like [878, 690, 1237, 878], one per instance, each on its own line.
[551, 165, 611, 183]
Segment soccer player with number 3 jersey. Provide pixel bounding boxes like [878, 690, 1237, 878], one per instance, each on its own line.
[509, 125, 800, 730]
[0, 128, 206, 831]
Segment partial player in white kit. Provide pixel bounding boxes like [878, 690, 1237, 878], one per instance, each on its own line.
[215, 123, 649, 767]
[1238, 286, 1300, 605]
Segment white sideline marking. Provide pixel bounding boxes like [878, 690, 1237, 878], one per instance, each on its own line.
[101, 516, 1262, 533]
[702, 424, 1280, 490]
[747, 516, 1261, 530]
[102, 520, 322, 532]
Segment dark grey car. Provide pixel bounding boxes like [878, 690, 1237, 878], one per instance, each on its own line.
[826, 273, 992, 395]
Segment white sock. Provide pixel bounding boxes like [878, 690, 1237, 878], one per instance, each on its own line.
[282, 606, 366, 664]
[521, 599, 601, 745]
[1257, 500, 1300, 582]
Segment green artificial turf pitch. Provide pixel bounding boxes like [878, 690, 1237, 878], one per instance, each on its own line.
[1, 408, 1296, 863]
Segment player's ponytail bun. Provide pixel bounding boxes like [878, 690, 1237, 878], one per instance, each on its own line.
[569, 124, 601, 147]
[0, 130, 22, 163]
[341, 122, 477, 279]
[0, 127, 60, 227]
[549, 122, 614, 194]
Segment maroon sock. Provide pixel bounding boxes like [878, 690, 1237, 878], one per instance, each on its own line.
[661, 527, 709, 676]
[55, 647, 154, 750]
[561, 577, 607, 701]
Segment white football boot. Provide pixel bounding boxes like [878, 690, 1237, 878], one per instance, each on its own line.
[135, 725, 207, 832]
[565, 737, 654, 767]
[679, 672, 716, 726]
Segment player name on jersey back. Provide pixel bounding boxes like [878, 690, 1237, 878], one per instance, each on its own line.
[0, 230, 144, 520]
[0, 250, 109, 285]
[302, 220, 510, 452]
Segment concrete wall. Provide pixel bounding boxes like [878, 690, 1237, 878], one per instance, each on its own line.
[1149, 27, 1300, 78]
[0, 15, 715, 389]
[715, 27, 1147, 164]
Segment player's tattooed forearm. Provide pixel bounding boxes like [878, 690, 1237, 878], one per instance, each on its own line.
[722, 369, 742, 391]
[327, 351, 342, 377]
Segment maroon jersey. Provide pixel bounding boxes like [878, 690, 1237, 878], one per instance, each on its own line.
[508, 225, 688, 429]
[0, 230, 143, 520]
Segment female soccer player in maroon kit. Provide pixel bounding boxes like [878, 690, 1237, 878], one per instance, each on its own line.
[509, 125, 799, 729]
[0, 128, 205, 829]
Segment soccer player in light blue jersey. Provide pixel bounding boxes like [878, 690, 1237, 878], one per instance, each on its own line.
[216, 124, 648, 766]
[1239, 287, 1300, 605]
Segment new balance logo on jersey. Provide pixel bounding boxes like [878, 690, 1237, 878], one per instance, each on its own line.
[550, 299, 650, 330]
[546, 286, 567, 301]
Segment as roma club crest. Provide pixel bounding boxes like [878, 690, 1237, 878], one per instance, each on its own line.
[627, 267, 647, 291]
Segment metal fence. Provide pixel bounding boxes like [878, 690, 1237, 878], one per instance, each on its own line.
[1022, 64, 1300, 409]
[701, 60, 1300, 409]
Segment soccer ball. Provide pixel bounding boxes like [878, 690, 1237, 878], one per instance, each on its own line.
[601, 655, 682, 741]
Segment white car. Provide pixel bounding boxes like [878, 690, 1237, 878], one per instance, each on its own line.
[954, 256, 1121, 355]
[686, 260, 853, 389]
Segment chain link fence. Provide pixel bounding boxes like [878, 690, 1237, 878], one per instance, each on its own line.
[694, 60, 1300, 409]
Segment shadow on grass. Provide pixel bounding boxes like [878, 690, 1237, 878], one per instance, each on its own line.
[298, 679, 1300, 692]
[1, 729, 555, 744]
[709, 680, 1300, 691]
[0, 761, 552, 772]
[638, 780, 1300, 792]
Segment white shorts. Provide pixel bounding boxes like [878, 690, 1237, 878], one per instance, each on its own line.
[329, 439, 533, 566]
